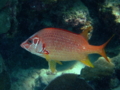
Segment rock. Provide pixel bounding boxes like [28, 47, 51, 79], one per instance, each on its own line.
[0, 0, 18, 36]
[80, 57, 115, 90]
[44, 74, 94, 90]
[0, 10, 11, 34]
[0, 55, 11, 90]
[109, 77, 120, 89]
[0, 0, 8, 10]
[103, 0, 120, 23]
[10, 61, 85, 90]
[80, 57, 115, 80]
[112, 54, 120, 81]
[112, 85, 120, 90]
[39, 61, 85, 85]
[112, 54, 120, 69]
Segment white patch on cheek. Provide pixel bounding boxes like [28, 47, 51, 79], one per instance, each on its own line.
[37, 41, 43, 53]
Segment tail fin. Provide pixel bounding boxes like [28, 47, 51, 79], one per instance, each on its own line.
[98, 35, 114, 62]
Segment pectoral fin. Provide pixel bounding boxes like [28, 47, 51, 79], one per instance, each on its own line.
[79, 57, 94, 68]
[48, 60, 56, 73]
[44, 54, 50, 61]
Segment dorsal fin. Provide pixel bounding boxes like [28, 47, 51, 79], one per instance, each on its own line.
[44, 28, 79, 35]
[80, 23, 93, 40]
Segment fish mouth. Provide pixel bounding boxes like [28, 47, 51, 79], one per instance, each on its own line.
[20, 43, 25, 48]
[20, 43, 29, 51]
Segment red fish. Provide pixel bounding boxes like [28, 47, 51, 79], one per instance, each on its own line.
[20, 28, 112, 73]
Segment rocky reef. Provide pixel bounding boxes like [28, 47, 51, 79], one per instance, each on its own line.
[9, 61, 85, 90]
[0, 0, 120, 90]
[44, 74, 94, 90]
[0, 55, 10, 90]
[0, 0, 18, 36]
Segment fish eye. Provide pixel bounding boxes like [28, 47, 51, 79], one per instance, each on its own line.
[27, 39, 32, 44]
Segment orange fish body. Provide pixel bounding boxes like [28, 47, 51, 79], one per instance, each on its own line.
[20, 28, 112, 73]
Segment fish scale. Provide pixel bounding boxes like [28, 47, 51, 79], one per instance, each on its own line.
[43, 37, 81, 58]
[21, 28, 113, 73]
[39, 29, 87, 61]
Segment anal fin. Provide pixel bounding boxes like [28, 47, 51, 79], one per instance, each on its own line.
[55, 60, 62, 65]
[43, 54, 62, 73]
[79, 57, 94, 68]
[43, 54, 56, 73]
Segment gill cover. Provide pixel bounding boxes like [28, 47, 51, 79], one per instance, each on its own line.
[30, 36, 45, 54]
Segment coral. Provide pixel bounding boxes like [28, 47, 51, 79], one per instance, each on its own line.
[63, 0, 91, 26]
[101, 0, 120, 23]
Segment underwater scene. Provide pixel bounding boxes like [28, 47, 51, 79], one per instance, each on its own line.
[1, 0, 120, 90]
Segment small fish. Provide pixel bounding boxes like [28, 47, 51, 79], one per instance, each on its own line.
[20, 28, 112, 73]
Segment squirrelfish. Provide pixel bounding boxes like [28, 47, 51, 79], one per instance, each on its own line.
[20, 28, 112, 73]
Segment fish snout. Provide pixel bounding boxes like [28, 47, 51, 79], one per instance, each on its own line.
[20, 42, 30, 50]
